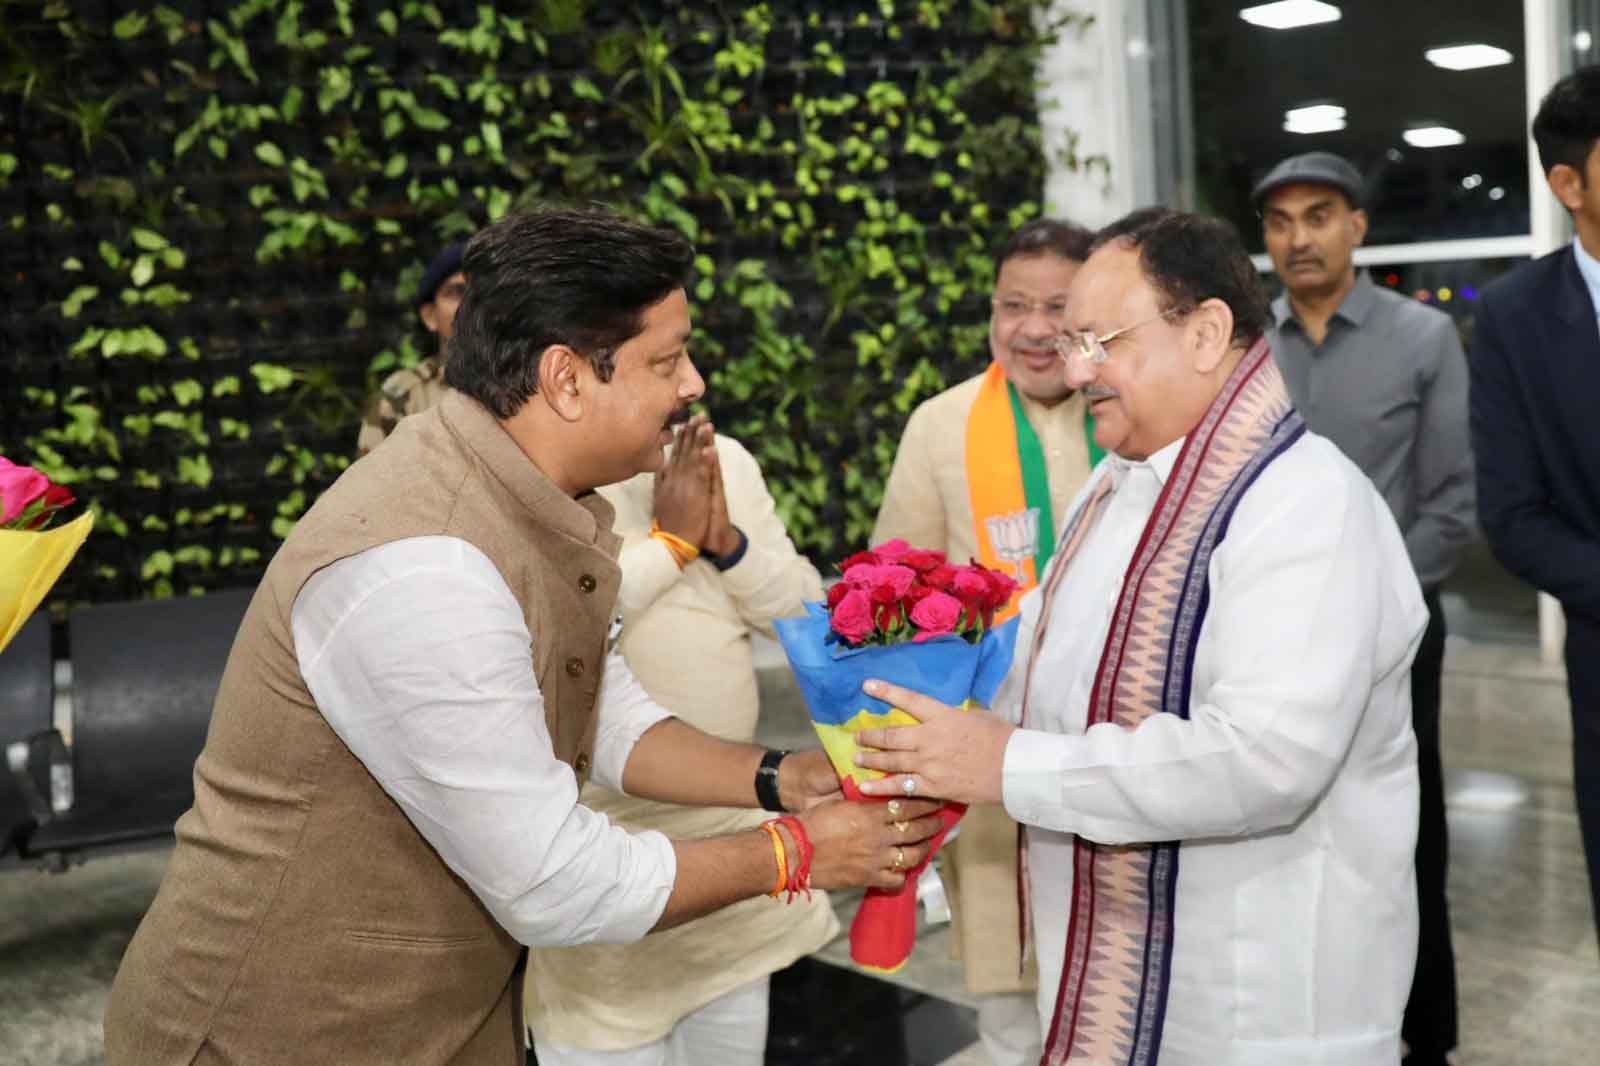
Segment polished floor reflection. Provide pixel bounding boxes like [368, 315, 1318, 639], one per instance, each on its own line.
[2, 629, 1596, 1065]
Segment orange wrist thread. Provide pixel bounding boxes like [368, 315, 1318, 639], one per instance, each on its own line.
[649, 520, 700, 569]
[760, 822, 787, 897]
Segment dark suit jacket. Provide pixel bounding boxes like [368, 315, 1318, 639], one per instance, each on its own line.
[1470, 244, 1600, 626]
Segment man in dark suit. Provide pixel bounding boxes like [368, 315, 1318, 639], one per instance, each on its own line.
[1470, 64, 1600, 938]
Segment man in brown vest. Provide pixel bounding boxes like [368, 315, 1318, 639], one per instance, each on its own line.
[103, 206, 942, 1066]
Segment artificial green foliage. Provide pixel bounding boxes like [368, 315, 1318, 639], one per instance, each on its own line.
[1, 0, 1085, 602]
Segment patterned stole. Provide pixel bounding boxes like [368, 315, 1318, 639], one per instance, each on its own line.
[1017, 338, 1304, 1066]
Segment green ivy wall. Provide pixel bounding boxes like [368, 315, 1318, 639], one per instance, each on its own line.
[1, 0, 1081, 602]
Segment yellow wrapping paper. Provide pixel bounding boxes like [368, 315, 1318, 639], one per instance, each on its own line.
[0, 511, 94, 654]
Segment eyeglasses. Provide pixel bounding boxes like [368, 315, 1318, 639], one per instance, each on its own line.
[1053, 308, 1183, 365]
[991, 295, 1071, 324]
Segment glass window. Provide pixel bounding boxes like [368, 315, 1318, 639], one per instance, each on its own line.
[1187, 2, 1529, 251]
[1261, 256, 1523, 345]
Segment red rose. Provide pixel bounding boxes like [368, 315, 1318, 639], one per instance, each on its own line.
[843, 563, 915, 599]
[872, 538, 912, 562]
[951, 568, 989, 602]
[0, 457, 49, 526]
[903, 548, 946, 573]
[977, 563, 1020, 612]
[909, 590, 963, 642]
[23, 483, 75, 530]
[830, 588, 876, 645]
[826, 582, 851, 610]
[839, 550, 881, 573]
[904, 583, 936, 606]
[873, 564, 916, 599]
[923, 564, 958, 591]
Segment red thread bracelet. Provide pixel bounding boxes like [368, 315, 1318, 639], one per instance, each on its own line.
[773, 815, 814, 902]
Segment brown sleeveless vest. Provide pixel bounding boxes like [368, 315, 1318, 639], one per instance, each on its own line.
[104, 390, 623, 1066]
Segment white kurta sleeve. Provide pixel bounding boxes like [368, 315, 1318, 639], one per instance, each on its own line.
[590, 646, 675, 793]
[1002, 458, 1425, 845]
[613, 537, 686, 623]
[292, 536, 677, 948]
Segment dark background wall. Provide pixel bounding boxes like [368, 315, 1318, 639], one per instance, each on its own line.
[1, 0, 1071, 603]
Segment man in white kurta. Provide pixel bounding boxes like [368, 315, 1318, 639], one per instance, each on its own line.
[855, 210, 1426, 1065]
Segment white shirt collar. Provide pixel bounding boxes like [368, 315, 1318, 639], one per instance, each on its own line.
[1106, 436, 1187, 490]
[1574, 236, 1600, 321]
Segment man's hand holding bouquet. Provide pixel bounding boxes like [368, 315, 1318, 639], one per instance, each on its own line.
[774, 539, 1019, 972]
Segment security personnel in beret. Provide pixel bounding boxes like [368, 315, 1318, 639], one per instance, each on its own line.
[357, 240, 466, 456]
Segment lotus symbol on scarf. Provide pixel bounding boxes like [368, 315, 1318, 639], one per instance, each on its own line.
[983, 507, 1040, 582]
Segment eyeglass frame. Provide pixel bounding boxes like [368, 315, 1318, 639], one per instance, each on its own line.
[1052, 306, 1186, 365]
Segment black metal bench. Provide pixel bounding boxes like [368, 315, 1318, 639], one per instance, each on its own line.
[1, 588, 253, 871]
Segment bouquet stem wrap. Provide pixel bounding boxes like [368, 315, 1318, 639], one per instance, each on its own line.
[774, 603, 1017, 973]
[0, 511, 94, 654]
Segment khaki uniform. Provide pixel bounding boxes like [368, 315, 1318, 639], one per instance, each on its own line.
[356, 355, 448, 456]
[873, 372, 1093, 996]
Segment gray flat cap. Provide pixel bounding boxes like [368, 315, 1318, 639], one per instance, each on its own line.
[1251, 151, 1365, 208]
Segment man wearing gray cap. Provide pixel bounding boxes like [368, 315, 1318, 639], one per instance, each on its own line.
[1256, 150, 1473, 1066]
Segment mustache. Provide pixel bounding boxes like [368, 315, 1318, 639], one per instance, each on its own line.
[1084, 385, 1120, 402]
[666, 405, 695, 428]
[1287, 256, 1323, 268]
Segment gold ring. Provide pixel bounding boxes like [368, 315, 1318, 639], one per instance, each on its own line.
[894, 821, 909, 836]
[892, 847, 905, 871]
[886, 799, 902, 817]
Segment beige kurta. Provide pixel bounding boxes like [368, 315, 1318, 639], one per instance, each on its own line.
[872, 371, 1093, 995]
[523, 434, 838, 1050]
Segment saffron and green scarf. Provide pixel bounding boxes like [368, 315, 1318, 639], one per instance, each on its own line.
[965, 362, 1105, 622]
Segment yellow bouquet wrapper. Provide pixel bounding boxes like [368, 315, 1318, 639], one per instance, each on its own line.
[0, 511, 94, 654]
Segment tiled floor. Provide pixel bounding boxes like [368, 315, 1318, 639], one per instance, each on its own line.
[3, 548, 1597, 1065]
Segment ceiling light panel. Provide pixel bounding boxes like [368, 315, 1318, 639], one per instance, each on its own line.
[1403, 126, 1466, 148]
[1425, 44, 1514, 70]
[1240, 1, 1342, 31]
[1283, 104, 1347, 134]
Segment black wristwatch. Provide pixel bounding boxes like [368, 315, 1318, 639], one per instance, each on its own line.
[755, 748, 790, 812]
[705, 526, 749, 572]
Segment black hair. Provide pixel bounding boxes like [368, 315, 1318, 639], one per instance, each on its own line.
[443, 205, 693, 419]
[993, 217, 1095, 275]
[1533, 65, 1600, 180]
[1091, 210, 1272, 348]
[1092, 205, 1179, 248]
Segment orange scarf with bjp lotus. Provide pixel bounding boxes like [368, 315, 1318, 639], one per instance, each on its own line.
[964, 362, 1104, 621]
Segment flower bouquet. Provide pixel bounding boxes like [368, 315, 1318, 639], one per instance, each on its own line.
[773, 539, 1019, 973]
[1, 457, 94, 654]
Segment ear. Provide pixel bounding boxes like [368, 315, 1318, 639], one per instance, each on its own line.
[538, 345, 586, 424]
[1188, 298, 1236, 375]
[1548, 164, 1585, 212]
[419, 302, 440, 335]
[1349, 208, 1369, 247]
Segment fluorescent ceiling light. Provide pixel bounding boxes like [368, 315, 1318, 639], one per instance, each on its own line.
[1240, 1, 1342, 30]
[1283, 104, 1347, 134]
[1403, 126, 1466, 148]
[1425, 44, 1514, 70]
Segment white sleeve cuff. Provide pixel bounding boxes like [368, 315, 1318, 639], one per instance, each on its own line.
[1001, 727, 1074, 831]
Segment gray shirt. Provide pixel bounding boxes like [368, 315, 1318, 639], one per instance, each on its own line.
[1269, 271, 1475, 589]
